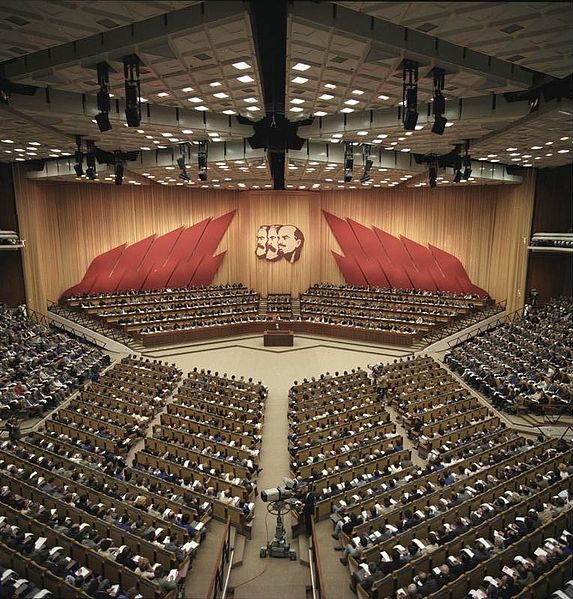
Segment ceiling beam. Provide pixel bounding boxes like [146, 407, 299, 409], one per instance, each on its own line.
[291, 1, 538, 89]
[0, 2, 245, 81]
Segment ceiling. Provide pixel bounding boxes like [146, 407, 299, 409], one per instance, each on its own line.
[0, 0, 571, 190]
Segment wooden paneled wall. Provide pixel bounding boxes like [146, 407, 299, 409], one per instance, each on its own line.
[14, 168, 535, 315]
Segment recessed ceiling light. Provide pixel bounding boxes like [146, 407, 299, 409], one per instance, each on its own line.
[188, 97, 203, 103]
[237, 75, 255, 83]
[314, 111, 327, 117]
[378, 95, 389, 101]
[232, 61, 251, 70]
[213, 92, 229, 99]
[293, 62, 311, 71]
[290, 107, 304, 112]
[195, 106, 208, 111]
[291, 98, 304, 104]
[222, 110, 236, 115]
[352, 89, 364, 95]
[340, 108, 354, 113]
[210, 81, 222, 87]
[292, 77, 308, 84]
[181, 129, 193, 134]
[319, 94, 334, 100]
[344, 99, 359, 105]
[357, 130, 368, 136]
[246, 106, 260, 111]
[157, 92, 169, 97]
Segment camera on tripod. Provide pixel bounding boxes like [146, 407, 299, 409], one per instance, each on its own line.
[260, 477, 298, 503]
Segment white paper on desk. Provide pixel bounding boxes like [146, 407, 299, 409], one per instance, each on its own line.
[534, 548, 547, 557]
[182, 540, 199, 552]
[352, 536, 361, 546]
[75, 567, 91, 578]
[48, 546, 63, 557]
[34, 537, 47, 551]
[167, 568, 179, 582]
[502, 566, 517, 579]
[380, 551, 391, 562]
[195, 521, 205, 531]
[359, 563, 371, 576]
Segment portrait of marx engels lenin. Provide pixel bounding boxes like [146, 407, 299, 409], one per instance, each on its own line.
[255, 224, 305, 263]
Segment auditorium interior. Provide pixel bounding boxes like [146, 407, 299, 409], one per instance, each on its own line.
[1, 1, 573, 598]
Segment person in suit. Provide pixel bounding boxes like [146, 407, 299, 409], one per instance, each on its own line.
[303, 485, 316, 536]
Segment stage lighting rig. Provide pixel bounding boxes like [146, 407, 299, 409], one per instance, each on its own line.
[177, 143, 191, 181]
[124, 55, 142, 128]
[344, 142, 354, 182]
[85, 140, 97, 180]
[462, 141, 472, 179]
[360, 144, 373, 183]
[431, 68, 447, 135]
[402, 60, 419, 131]
[114, 162, 124, 186]
[73, 136, 84, 177]
[95, 62, 112, 132]
[197, 141, 208, 181]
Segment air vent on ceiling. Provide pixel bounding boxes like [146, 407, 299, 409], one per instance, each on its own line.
[500, 24, 524, 34]
[417, 22, 437, 33]
[5, 15, 29, 26]
[194, 53, 212, 61]
[506, 54, 525, 62]
[96, 18, 119, 29]
[330, 56, 347, 64]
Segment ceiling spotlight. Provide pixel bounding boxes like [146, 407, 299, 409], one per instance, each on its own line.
[85, 139, 97, 180]
[429, 165, 437, 187]
[124, 55, 141, 127]
[462, 141, 472, 179]
[197, 140, 208, 181]
[73, 135, 84, 176]
[95, 62, 112, 132]
[344, 142, 354, 182]
[360, 145, 373, 183]
[114, 162, 124, 185]
[177, 143, 191, 181]
[402, 60, 419, 131]
[431, 68, 447, 135]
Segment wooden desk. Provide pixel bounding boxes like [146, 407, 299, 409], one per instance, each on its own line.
[264, 330, 294, 346]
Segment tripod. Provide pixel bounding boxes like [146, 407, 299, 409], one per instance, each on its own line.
[260, 499, 297, 559]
